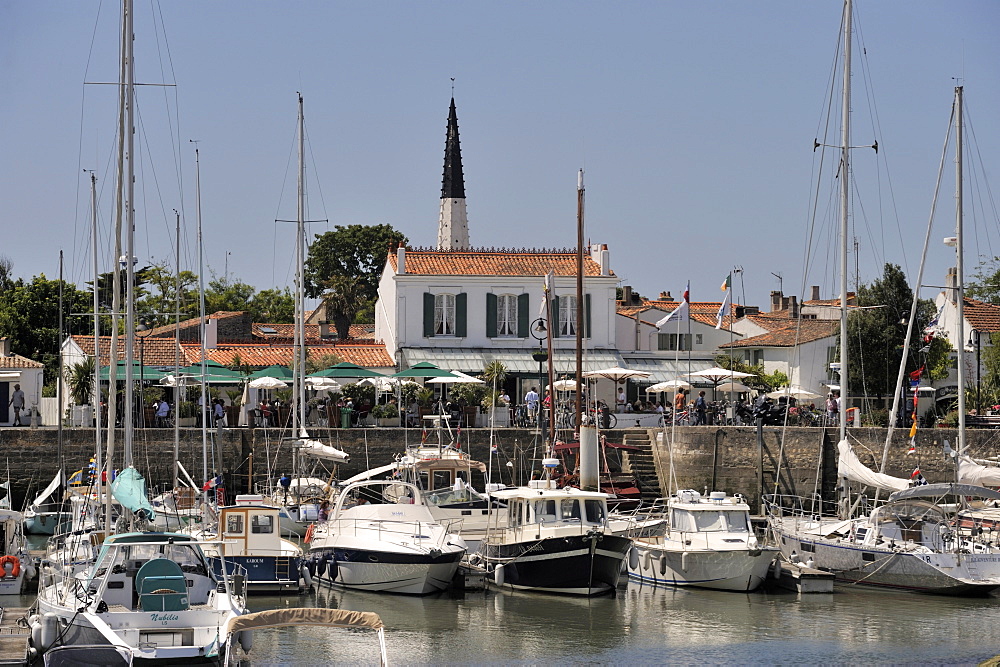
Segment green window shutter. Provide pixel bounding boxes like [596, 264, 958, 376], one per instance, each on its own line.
[486, 293, 498, 338]
[551, 295, 560, 338]
[456, 292, 468, 338]
[423, 292, 435, 338]
[517, 293, 530, 337]
[584, 293, 592, 338]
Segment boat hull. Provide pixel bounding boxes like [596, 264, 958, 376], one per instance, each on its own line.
[772, 521, 1000, 595]
[24, 512, 62, 535]
[211, 555, 303, 594]
[626, 541, 777, 592]
[310, 546, 463, 595]
[480, 533, 631, 596]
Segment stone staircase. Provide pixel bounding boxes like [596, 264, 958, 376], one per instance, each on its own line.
[621, 430, 663, 506]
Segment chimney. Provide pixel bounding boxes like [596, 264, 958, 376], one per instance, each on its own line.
[396, 247, 406, 275]
[206, 318, 218, 350]
[789, 295, 799, 318]
[0, 337, 9, 356]
[946, 267, 958, 304]
[660, 291, 671, 301]
[811, 285, 820, 301]
[319, 321, 332, 338]
[771, 290, 783, 311]
[622, 286, 632, 305]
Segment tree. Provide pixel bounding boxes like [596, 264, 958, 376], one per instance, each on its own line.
[205, 275, 256, 314]
[321, 276, 365, 340]
[846, 263, 943, 401]
[968, 257, 1000, 303]
[135, 259, 200, 326]
[307, 353, 343, 374]
[304, 224, 408, 301]
[714, 355, 786, 392]
[248, 287, 295, 323]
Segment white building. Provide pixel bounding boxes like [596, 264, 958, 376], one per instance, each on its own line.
[0, 337, 44, 426]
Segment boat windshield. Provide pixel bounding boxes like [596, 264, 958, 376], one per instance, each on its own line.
[423, 485, 484, 506]
[672, 509, 749, 533]
[93, 541, 209, 579]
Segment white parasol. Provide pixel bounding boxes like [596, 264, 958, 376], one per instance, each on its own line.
[684, 367, 755, 383]
[645, 379, 692, 393]
[305, 377, 342, 391]
[717, 381, 752, 393]
[249, 376, 288, 389]
[766, 385, 821, 400]
[582, 366, 652, 382]
[548, 379, 579, 391]
[426, 371, 485, 384]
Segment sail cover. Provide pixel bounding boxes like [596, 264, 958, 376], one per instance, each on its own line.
[296, 439, 350, 465]
[958, 455, 1000, 487]
[837, 439, 910, 492]
[31, 471, 63, 507]
[111, 466, 157, 521]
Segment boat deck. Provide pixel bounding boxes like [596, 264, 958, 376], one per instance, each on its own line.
[0, 607, 30, 666]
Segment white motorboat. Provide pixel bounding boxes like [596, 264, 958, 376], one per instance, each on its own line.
[308, 480, 467, 595]
[626, 490, 776, 592]
[0, 508, 35, 594]
[476, 481, 632, 596]
[767, 483, 1000, 595]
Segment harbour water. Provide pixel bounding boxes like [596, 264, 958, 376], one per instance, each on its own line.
[232, 581, 999, 665]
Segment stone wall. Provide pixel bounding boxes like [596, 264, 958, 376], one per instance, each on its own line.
[0, 425, 980, 510]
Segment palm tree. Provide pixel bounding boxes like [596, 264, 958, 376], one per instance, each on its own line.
[65, 357, 97, 405]
[322, 275, 364, 340]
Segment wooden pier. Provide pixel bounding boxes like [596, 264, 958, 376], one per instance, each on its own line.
[0, 606, 30, 666]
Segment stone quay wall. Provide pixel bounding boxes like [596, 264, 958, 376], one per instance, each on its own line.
[0, 425, 980, 510]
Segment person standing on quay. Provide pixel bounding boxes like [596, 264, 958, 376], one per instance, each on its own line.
[8, 384, 25, 426]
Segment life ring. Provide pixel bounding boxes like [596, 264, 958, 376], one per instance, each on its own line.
[304, 524, 315, 544]
[0, 555, 20, 579]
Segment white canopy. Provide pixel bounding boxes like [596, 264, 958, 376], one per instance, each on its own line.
[548, 379, 578, 391]
[836, 439, 909, 492]
[426, 371, 484, 384]
[582, 366, 652, 382]
[645, 379, 692, 393]
[767, 385, 821, 400]
[684, 367, 755, 383]
[249, 376, 288, 389]
[958, 455, 1000, 487]
[717, 381, 752, 393]
[304, 377, 342, 391]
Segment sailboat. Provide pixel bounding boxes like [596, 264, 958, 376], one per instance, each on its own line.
[765, 4, 1000, 595]
[28, 3, 247, 662]
[265, 94, 349, 537]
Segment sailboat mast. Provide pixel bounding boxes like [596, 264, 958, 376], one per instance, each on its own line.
[58, 252, 65, 493]
[122, 0, 137, 472]
[195, 146, 208, 491]
[173, 210, 181, 490]
[575, 169, 584, 429]
[295, 93, 307, 435]
[955, 85, 966, 455]
[838, 0, 852, 446]
[90, 172, 102, 500]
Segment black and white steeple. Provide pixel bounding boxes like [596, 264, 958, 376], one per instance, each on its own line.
[436, 97, 470, 250]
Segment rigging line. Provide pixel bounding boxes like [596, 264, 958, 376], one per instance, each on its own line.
[304, 122, 332, 234]
[965, 102, 1000, 263]
[272, 118, 300, 288]
[150, 0, 185, 205]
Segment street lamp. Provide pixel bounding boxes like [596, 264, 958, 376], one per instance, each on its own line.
[530, 318, 548, 442]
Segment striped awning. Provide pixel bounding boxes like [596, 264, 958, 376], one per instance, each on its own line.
[398, 347, 625, 375]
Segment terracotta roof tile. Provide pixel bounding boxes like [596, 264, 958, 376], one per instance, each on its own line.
[73, 335, 184, 367]
[0, 354, 44, 369]
[720, 320, 838, 348]
[142, 311, 247, 339]
[251, 323, 375, 342]
[389, 249, 612, 277]
[965, 298, 1000, 332]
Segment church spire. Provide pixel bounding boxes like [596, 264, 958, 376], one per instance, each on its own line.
[437, 96, 470, 250]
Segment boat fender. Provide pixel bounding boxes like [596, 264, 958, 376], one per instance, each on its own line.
[429, 548, 442, 559]
[238, 629, 253, 653]
[680, 552, 687, 573]
[627, 547, 639, 571]
[304, 523, 315, 544]
[770, 558, 782, 581]
[316, 556, 327, 578]
[39, 612, 58, 651]
[494, 563, 505, 586]
[29, 615, 41, 650]
[24, 563, 36, 581]
[300, 564, 313, 589]
[0, 555, 20, 579]
[748, 547, 762, 557]
[468, 553, 483, 567]
[328, 558, 338, 582]
[643, 550, 651, 571]
[659, 555, 668, 576]
[306, 558, 316, 578]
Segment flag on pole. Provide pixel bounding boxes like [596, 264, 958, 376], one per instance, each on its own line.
[907, 418, 917, 454]
[539, 270, 554, 319]
[720, 273, 731, 291]
[910, 466, 921, 479]
[716, 290, 731, 329]
[656, 282, 690, 328]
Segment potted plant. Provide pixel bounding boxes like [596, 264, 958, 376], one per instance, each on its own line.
[178, 401, 197, 427]
[372, 402, 400, 427]
[481, 361, 510, 427]
[65, 358, 96, 427]
[451, 382, 485, 428]
[416, 387, 436, 421]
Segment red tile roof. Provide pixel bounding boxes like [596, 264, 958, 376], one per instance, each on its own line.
[142, 311, 247, 339]
[251, 323, 375, 342]
[965, 298, 1000, 332]
[389, 249, 612, 277]
[73, 335, 184, 366]
[720, 320, 838, 348]
[615, 302, 738, 330]
[0, 354, 44, 369]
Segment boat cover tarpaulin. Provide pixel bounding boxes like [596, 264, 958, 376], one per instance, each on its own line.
[889, 482, 1000, 502]
[297, 439, 350, 465]
[226, 608, 384, 633]
[836, 439, 909, 492]
[958, 456, 1000, 487]
[110, 466, 157, 521]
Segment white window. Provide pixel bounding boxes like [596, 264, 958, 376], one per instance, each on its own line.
[435, 294, 456, 336]
[658, 333, 692, 351]
[560, 296, 577, 337]
[498, 294, 518, 337]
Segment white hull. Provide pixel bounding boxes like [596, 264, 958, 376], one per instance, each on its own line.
[315, 558, 461, 595]
[627, 540, 777, 591]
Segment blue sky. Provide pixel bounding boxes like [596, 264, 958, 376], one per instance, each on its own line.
[1, 1, 998, 315]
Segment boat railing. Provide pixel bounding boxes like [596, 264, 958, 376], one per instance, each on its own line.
[325, 517, 454, 549]
[492, 518, 608, 544]
[762, 493, 840, 520]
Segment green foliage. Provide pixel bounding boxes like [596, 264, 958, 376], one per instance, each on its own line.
[713, 356, 784, 392]
[248, 287, 295, 323]
[178, 401, 196, 418]
[321, 275, 365, 340]
[450, 381, 486, 408]
[134, 259, 200, 326]
[481, 388, 503, 410]
[303, 223, 408, 300]
[306, 353, 343, 374]
[372, 403, 399, 419]
[341, 382, 375, 407]
[205, 275, 256, 314]
[967, 257, 1000, 303]
[226, 388, 243, 408]
[861, 408, 890, 427]
[846, 263, 938, 399]
[65, 358, 96, 405]
[415, 387, 435, 407]
[400, 383, 419, 406]
[275, 388, 292, 403]
[481, 360, 508, 386]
